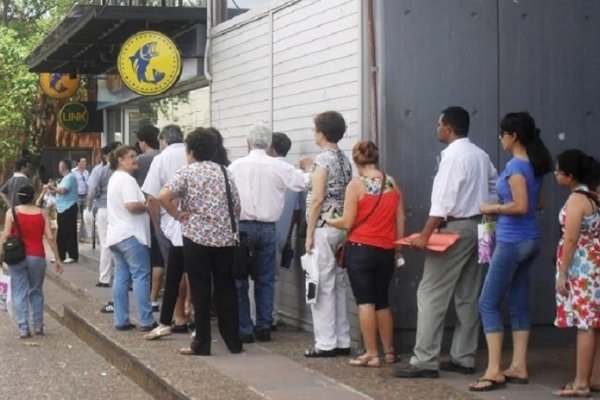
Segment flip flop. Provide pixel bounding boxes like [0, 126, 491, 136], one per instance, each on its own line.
[504, 375, 529, 384]
[553, 382, 591, 398]
[469, 378, 506, 392]
[348, 355, 381, 368]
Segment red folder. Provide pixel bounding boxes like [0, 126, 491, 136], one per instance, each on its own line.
[394, 232, 461, 252]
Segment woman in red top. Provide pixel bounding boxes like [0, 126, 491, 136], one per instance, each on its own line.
[326, 141, 406, 367]
[0, 185, 63, 338]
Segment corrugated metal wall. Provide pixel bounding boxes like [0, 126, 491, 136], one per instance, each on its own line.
[377, 0, 600, 350]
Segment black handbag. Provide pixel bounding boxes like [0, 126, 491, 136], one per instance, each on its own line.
[221, 166, 256, 280]
[3, 208, 26, 265]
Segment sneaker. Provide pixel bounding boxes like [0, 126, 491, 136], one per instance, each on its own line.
[100, 301, 114, 313]
[151, 302, 160, 313]
[63, 257, 76, 264]
[144, 324, 172, 340]
[19, 331, 31, 339]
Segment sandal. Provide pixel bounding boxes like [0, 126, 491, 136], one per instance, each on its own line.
[349, 354, 381, 368]
[553, 382, 591, 398]
[384, 351, 400, 364]
[468, 378, 506, 392]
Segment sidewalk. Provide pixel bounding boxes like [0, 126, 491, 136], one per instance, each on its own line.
[38, 242, 587, 400]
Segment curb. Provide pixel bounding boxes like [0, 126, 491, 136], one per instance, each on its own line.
[62, 305, 190, 400]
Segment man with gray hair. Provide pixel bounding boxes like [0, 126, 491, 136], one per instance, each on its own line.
[229, 121, 305, 343]
[141, 124, 189, 334]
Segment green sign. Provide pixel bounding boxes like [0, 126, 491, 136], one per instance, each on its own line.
[58, 102, 89, 132]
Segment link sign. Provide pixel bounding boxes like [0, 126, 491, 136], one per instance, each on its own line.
[117, 31, 182, 96]
[58, 102, 89, 132]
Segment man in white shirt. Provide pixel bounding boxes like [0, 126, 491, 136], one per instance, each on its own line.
[229, 122, 304, 343]
[394, 106, 498, 378]
[142, 125, 189, 331]
[72, 157, 90, 243]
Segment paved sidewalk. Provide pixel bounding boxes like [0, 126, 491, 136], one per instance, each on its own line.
[38, 242, 591, 400]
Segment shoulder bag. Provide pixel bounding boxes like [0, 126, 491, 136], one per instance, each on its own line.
[221, 166, 256, 280]
[3, 208, 26, 265]
[335, 173, 387, 267]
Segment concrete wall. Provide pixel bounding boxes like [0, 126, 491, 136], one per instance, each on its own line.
[209, 0, 362, 341]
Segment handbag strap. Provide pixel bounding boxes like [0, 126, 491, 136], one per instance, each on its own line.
[220, 165, 238, 241]
[11, 208, 23, 238]
[349, 173, 387, 235]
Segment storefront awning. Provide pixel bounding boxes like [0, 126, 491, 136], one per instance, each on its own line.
[26, 5, 207, 75]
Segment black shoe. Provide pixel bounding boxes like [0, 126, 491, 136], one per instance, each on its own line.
[335, 347, 351, 356]
[139, 322, 159, 332]
[95, 282, 110, 288]
[440, 360, 475, 375]
[393, 364, 439, 378]
[304, 347, 336, 358]
[171, 323, 189, 334]
[240, 334, 254, 343]
[100, 301, 114, 314]
[254, 329, 271, 342]
[151, 303, 160, 313]
[115, 323, 136, 331]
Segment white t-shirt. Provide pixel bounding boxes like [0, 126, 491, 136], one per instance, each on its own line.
[141, 143, 186, 246]
[106, 170, 150, 247]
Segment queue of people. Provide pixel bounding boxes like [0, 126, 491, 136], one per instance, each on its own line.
[0, 108, 598, 398]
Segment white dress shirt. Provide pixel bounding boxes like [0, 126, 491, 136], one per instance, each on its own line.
[229, 149, 305, 222]
[429, 138, 498, 218]
[141, 143, 187, 246]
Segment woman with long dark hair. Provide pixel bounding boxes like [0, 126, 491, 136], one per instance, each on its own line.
[553, 150, 600, 397]
[469, 112, 553, 391]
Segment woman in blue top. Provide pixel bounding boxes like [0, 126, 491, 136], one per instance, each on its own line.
[469, 112, 553, 392]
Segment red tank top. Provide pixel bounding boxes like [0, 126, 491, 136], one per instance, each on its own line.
[11, 210, 45, 257]
[348, 176, 399, 249]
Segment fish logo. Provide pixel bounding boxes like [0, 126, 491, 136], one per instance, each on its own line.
[39, 73, 80, 99]
[50, 73, 69, 93]
[118, 31, 182, 96]
[129, 42, 166, 84]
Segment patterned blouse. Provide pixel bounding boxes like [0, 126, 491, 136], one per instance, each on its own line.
[165, 161, 240, 247]
[306, 148, 352, 218]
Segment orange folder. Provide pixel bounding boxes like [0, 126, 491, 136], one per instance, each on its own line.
[394, 232, 461, 252]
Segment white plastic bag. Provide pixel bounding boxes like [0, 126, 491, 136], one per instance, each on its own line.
[0, 268, 11, 315]
[301, 250, 319, 304]
[83, 208, 94, 240]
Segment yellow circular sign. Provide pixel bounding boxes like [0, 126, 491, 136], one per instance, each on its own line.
[39, 73, 80, 99]
[117, 31, 182, 96]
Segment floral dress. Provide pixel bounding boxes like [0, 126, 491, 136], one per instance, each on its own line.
[555, 188, 600, 329]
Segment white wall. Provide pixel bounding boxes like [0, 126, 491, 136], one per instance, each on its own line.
[209, 0, 362, 342]
[210, 0, 360, 163]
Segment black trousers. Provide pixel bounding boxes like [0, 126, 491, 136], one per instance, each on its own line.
[57, 203, 78, 261]
[182, 237, 241, 355]
[159, 245, 184, 326]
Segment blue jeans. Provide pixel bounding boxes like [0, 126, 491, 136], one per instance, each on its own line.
[236, 221, 276, 335]
[9, 256, 46, 334]
[478, 239, 540, 333]
[110, 236, 155, 328]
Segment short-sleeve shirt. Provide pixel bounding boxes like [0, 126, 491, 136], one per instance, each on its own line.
[106, 170, 150, 247]
[56, 173, 78, 213]
[496, 157, 542, 242]
[305, 148, 352, 219]
[0, 173, 31, 207]
[165, 161, 239, 247]
[134, 149, 160, 187]
[71, 168, 89, 195]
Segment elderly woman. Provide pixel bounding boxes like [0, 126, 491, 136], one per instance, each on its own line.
[305, 110, 353, 357]
[106, 145, 156, 331]
[471, 112, 553, 391]
[553, 149, 600, 398]
[159, 128, 242, 356]
[0, 185, 63, 338]
[325, 141, 405, 367]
